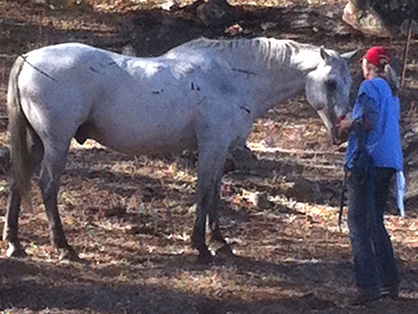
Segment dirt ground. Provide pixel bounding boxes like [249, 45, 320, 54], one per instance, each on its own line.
[0, 0, 418, 313]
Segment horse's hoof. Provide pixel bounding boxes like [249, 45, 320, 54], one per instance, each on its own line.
[58, 247, 84, 263]
[196, 249, 214, 264]
[209, 229, 227, 245]
[216, 244, 235, 256]
[6, 243, 27, 258]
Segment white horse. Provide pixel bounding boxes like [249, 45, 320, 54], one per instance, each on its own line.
[4, 37, 356, 262]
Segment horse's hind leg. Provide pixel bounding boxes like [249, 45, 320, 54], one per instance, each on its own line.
[38, 141, 77, 260]
[3, 183, 25, 257]
[3, 131, 44, 257]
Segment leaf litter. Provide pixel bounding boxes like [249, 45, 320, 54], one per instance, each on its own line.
[0, 0, 418, 313]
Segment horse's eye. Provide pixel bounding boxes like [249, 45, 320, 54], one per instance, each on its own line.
[327, 79, 337, 91]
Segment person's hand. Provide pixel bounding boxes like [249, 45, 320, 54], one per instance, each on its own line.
[338, 118, 353, 143]
[338, 118, 352, 133]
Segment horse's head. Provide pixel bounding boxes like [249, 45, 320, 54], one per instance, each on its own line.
[305, 48, 358, 144]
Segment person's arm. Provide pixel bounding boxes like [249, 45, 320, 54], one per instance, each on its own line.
[359, 92, 379, 131]
[338, 87, 380, 140]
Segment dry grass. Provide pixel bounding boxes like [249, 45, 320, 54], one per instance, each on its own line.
[0, 0, 418, 313]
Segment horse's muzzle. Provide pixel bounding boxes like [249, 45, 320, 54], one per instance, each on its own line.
[331, 126, 339, 145]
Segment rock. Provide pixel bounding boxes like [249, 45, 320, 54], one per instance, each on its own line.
[195, 0, 238, 27]
[343, 1, 390, 37]
[343, 0, 418, 37]
[401, 90, 418, 207]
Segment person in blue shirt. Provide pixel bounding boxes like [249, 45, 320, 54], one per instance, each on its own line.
[339, 46, 403, 304]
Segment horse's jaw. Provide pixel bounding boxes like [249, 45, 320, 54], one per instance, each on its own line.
[317, 108, 339, 144]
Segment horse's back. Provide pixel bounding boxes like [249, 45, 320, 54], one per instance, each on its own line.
[14, 41, 250, 156]
[16, 43, 202, 155]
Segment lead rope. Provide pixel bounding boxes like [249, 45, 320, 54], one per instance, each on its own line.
[338, 118, 375, 231]
[338, 169, 348, 232]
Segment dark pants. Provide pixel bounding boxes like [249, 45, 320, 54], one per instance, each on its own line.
[348, 167, 399, 290]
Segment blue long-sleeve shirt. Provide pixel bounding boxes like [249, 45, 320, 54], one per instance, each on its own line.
[346, 77, 403, 171]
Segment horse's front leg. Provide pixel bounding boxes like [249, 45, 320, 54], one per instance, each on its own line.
[191, 143, 228, 263]
[3, 135, 44, 258]
[207, 174, 234, 256]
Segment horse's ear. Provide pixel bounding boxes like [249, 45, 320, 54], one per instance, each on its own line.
[340, 49, 360, 63]
[320, 47, 331, 65]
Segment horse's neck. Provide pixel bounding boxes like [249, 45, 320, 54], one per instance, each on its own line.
[242, 71, 305, 119]
[231, 43, 321, 118]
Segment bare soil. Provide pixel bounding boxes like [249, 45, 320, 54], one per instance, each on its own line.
[0, 0, 417, 313]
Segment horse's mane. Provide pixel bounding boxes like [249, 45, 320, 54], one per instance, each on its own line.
[179, 37, 309, 52]
[169, 37, 323, 69]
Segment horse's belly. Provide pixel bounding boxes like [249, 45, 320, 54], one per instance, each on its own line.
[87, 80, 205, 155]
[87, 119, 197, 156]
[119, 133, 197, 156]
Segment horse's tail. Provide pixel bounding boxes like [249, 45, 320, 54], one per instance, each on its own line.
[7, 56, 32, 198]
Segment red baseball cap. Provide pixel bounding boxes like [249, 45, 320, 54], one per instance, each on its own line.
[363, 46, 391, 67]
